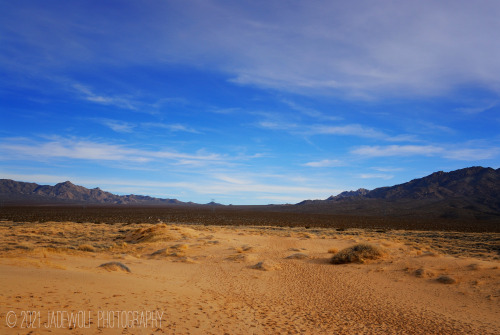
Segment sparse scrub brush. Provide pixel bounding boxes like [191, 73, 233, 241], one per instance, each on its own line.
[330, 243, 385, 264]
[327, 247, 339, 254]
[78, 244, 96, 252]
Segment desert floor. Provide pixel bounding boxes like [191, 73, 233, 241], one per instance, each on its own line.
[0, 221, 499, 334]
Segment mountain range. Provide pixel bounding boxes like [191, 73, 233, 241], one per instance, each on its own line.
[0, 180, 185, 205]
[294, 166, 499, 222]
[1, 167, 499, 222]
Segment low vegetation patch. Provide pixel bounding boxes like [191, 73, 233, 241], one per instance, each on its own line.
[123, 224, 177, 243]
[436, 275, 456, 284]
[414, 268, 435, 278]
[98, 261, 131, 273]
[286, 252, 309, 259]
[327, 247, 339, 254]
[251, 260, 280, 271]
[78, 244, 96, 252]
[330, 243, 385, 264]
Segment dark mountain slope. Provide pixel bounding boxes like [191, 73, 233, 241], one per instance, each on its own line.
[293, 167, 500, 223]
[0, 180, 184, 205]
[366, 167, 499, 201]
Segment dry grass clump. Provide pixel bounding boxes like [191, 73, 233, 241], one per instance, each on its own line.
[436, 275, 456, 284]
[171, 243, 189, 251]
[327, 247, 339, 254]
[467, 263, 481, 270]
[251, 260, 281, 271]
[123, 224, 178, 243]
[204, 240, 220, 245]
[98, 261, 131, 273]
[14, 242, 34, 250]
[173, 256, 197, 264]
[286, 252, 309, 259]
[177, 227, 199, 239]
[330, 243, 385, 264]
[414, 268, 435, 278]
[78, 244, 96, 252]
[236, 244, 254, 253]
[149, 248, 187, 259]
[226, 253, 257, 263]
[150, 248, 169, 257]
[419, 251, 440, 257]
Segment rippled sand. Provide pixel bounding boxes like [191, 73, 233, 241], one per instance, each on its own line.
[1, 221, 499, 334]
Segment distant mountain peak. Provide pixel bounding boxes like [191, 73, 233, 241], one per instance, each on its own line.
[327, 188, 370, 200]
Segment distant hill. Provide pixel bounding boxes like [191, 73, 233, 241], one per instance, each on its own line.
[295, 166, 500, 222]
[0, 180, 185, 205]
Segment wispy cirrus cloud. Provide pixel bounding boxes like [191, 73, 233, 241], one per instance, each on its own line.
[352, 145, 443, 157]
[443, 148, 500, 161]
[255, 111, 386, 139]
[142, 122, 200, 134]
[257, 120, 298, 131]
[281, 99, 341, 121]
[89, 118, 201, 135]
[455, 102, 498, 114]
[72, 84, 137, 110]
[0, 136, 228, 166]
[307, 124, 386, 139]
[416, 121, 456, 135]
[352, 144, 499, 160]
[91, 118, 136, 133]
[358, 173, 394, 180]
[303, 159, 345, 168]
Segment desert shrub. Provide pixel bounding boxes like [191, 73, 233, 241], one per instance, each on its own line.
[436, 275, 456, 284]
[98, 261, 131, 272]
[286, 252, 309, 259]
[123, 224, 177, 243]
[170, 243, 189, 250]
[150, 248, 169, 257]
[327, 247, 339, 254]
[251, 260, 280, 271]
[414, 268, 435, 278]
[467, 263, 481, 270]
[330, 243, 384, 264]
[236, 244, 253, 253]
[226, 253, 257, 262]
[78, 244, 96, 252]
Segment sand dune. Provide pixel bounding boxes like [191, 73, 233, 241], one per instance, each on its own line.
[0, 221, 499, 334]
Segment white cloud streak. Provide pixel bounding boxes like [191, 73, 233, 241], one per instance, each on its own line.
[352, 145, 499, 160]
[0, 137, 227, 166]
[303, 159, 345, 168]
[455, 102, 498, 114]
[308, 124, 385, 138]
[142, 122, 200, 134]
[358, 173, 394, 180]
[72, 84, 137, 110]
[92, 118, 136, 133]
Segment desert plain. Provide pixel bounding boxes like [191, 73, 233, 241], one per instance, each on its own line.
[0, 218, 499, 334]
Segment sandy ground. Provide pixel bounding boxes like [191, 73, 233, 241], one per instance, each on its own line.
[0, 221, 499, 334]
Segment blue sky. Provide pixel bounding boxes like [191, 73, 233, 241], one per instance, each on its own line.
[1, 0, 499, 205]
